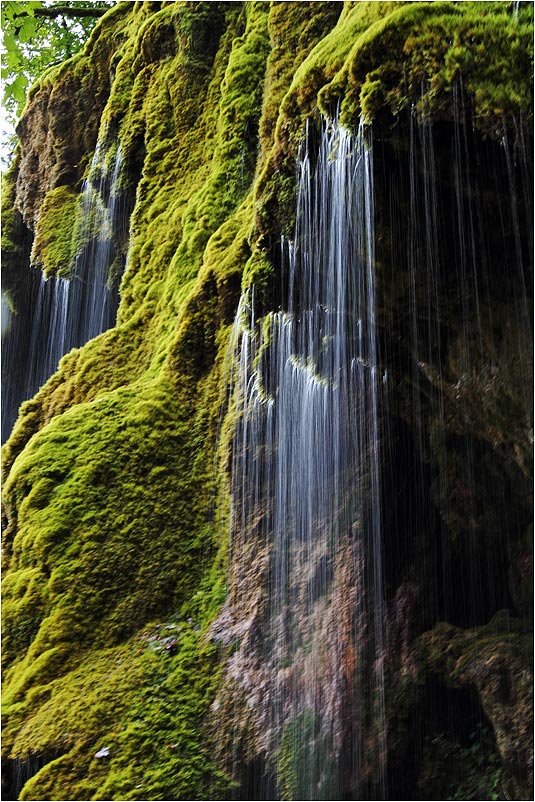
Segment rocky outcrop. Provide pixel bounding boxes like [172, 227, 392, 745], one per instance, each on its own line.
[14, 4, 134, 230]
[418, 613, 533, 800]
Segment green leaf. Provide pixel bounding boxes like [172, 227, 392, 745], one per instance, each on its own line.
[1, 0, 115, 129]
[7, 73, 29, 105]
[17, 16, 39, 44]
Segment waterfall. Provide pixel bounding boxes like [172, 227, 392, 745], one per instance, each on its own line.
[1, 139, 126, 441]
[221, 101, 532, 799]
[227, 121, 386, 799]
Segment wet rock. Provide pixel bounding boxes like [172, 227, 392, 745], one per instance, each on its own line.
[417, 612, 533, 799]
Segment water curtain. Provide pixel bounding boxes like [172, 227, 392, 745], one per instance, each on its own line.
[26, 140, 124, 395]
[1, 138, 125, 441]
[228, 120, 386, 799]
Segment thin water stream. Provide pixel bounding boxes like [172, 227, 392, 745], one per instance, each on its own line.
[1, 140, 127, 441]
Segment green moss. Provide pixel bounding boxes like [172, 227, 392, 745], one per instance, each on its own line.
[1, 159, 34, 318]
[259, 2, 342, 153]
[1, 162, 21, 255]
[8, 623, 230, 801]
[324, 2, 534, 132]
[252, 1, 532, 246]
[30, 186, 78, 277]
[2, 3, 275, 798]
[2, 362, 234, 799]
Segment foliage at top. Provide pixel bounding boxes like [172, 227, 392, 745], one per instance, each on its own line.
[1, 1, 114, 130]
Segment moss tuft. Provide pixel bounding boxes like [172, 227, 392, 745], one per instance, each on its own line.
[30, 186, 78, 277]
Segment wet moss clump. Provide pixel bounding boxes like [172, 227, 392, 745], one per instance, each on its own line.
[7, 622, 230, 801]
[318, 1, 533, 134]
[29, 186, 78, 277]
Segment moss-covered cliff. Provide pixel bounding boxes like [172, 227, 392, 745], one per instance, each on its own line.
[1, 2, 532, 800]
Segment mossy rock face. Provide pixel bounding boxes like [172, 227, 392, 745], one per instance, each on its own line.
[2, 3, 271, 797]
[254, 1, 533, 245]
[3, 623, 229, 801]
[1, 162, 34, 315]
[322, 1, 534, 133]
[3, 382, 202, 662]
[29, 186, 78, 277]
[417, 614, 534, 800]
[1, 2, 533, 800]
[14, 3, 138, 230]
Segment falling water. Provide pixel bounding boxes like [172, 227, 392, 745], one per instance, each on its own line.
[1, 139, 126, 441]
[220, 96, 532, 799]
[227, 121, 386, 799]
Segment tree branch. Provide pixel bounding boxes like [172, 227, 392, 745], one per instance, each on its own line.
[14, 6, 108, 20]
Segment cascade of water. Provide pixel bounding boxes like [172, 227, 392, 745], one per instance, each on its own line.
[222, 98, 532, 798]
[1, 139, 126, 441]
[66, 140, 124, 346]
[228, 121, 385, 799]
